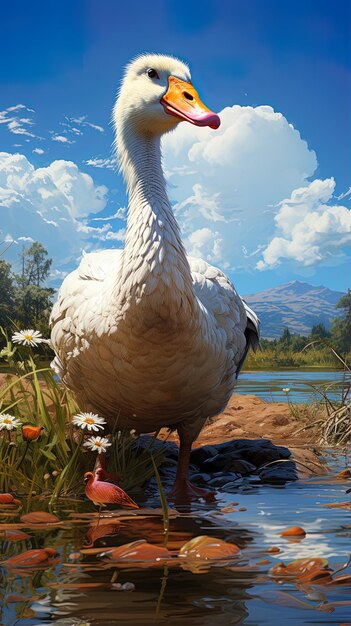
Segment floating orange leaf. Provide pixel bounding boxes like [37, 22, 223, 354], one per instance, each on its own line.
[20, 511, 60, 524]
[324, 501, 351, 510]
[1, 530, 30, 541]
[279, 526, 306, 537]
[267, 546, 280, 553]
[103, 540, 171, 564]
[6, 593, 28, 602]
[270, 558, 332, 584]
[179, 535, 240, 561]
[0, 493, 21, 506]
[327, 574, 351, 586]
[336, 469, 351, 480]
[2, 547, 59, 569]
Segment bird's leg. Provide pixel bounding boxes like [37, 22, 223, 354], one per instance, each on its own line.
[168, 436, 213, 501]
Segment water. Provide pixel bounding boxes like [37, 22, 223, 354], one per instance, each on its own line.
[237, 370, 350, 403]
[0, 451, 350, 625]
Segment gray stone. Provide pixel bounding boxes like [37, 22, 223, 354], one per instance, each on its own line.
[190, 445, 218, 467]
[259, 461, 298, 484]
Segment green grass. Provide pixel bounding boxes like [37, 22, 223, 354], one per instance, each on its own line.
[0, 327, 166, 501]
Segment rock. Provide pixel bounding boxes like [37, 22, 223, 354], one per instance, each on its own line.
[259, 460, 298, 484]
[190, 472, 212, 485]
[208, 472, 242, 488]
[202, 453, 255, 475]
[133, 435, 179, 461]
[190, 445, 218, 467]
[221, 481, 244, 493]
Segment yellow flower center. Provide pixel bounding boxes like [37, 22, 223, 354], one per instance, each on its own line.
[95, 441, 102, 447]
[4, 418, 12, 424]
[24, 335, 33, 341]
[85, 418, 95, 425]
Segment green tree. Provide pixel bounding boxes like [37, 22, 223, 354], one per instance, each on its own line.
[309, 323, 330, 341]
[330, 289, 351, 354]
[14, 243, 55, 329]
[0, 260, 15, 327]
[278, 327, 292, 349]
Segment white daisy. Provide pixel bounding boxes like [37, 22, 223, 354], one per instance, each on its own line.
[12, 329, 46, 347]
[83, 436, 111, 454]
[72, 412, 106, 432]
[0, 413, 22, 431]
[282, 387, 291, 393]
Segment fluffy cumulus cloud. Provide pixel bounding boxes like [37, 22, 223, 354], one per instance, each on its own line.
[0, 152, 123, 279]
[257, 178, 351, 269]
[163, 105, 322, 271]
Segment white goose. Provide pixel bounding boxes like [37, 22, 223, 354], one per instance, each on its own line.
[50, 54, 259, 498]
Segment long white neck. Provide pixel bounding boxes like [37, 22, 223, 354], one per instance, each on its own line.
[114, 122, 195, 322]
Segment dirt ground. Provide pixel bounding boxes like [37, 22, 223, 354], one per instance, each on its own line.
[159, 394, 327, 476]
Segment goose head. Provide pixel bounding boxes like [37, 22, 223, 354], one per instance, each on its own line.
[114, 53, 221, 137]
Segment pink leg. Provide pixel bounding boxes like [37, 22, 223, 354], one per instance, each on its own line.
[168, 440, 214, 501]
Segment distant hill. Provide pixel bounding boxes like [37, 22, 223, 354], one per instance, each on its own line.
[243, 280, 344, 339]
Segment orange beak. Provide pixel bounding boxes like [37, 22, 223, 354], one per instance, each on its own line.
[161, 76, 220, 129]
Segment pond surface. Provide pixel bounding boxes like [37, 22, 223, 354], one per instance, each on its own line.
[237, 370, 350, 404]
[0, 450, 350, 625]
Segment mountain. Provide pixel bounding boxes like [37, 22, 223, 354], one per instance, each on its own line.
[243, 280, 344, 339]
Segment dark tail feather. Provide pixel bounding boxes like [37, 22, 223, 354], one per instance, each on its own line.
[236, 300, 260, 377]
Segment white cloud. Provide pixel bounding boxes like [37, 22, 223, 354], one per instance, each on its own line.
[91, 207, 127, 221]
[85, 156, 116, 170]
[0, 104, 40, 139]
[163, 105, 318, 272]
[51, 134, 74, 144]
[257, 178, 351, 269]
[32, 147, 45, 155]
[60, 115, 105, 138]
[70, 115, 104, 133]
[0, 152, 114, 279]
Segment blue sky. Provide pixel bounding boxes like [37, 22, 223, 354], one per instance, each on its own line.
[0, 0, 350, 294]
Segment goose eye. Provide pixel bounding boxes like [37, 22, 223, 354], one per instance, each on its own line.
[147, 68, 159, 79]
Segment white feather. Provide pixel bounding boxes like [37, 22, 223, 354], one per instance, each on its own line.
[50, 53, 259, 443]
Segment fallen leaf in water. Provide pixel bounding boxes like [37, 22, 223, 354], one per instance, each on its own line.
[324, 501, 351, 510]
[336, 469, 351, 480]
[279, 526, 306, 537]
[0, 529, 30, 541]
[257, 559, 271, 565]
[220, 505, 237, 513]
[0, 493, 21, 507]
[2, 547, 59, 569]
[239, 507, 247, 512]
[326, 574, 351, 586]
[102, 540, 171, 565]
[179, 535, 240, 572]
[0, 494, 16, 504]
[20, 511, 60, 524]
[267, 546, 280, 553]
[6, 593, 28, 602]
[270, 558, 332, 584]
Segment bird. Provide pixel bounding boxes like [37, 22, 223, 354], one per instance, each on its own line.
[2, 548, 59, 569]
[84, 471, 139, 511]
[50, 53, 259, 499]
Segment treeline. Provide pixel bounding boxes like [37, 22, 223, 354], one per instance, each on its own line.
[0, 242, 54, 346]
[245, 291, 351, 369]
